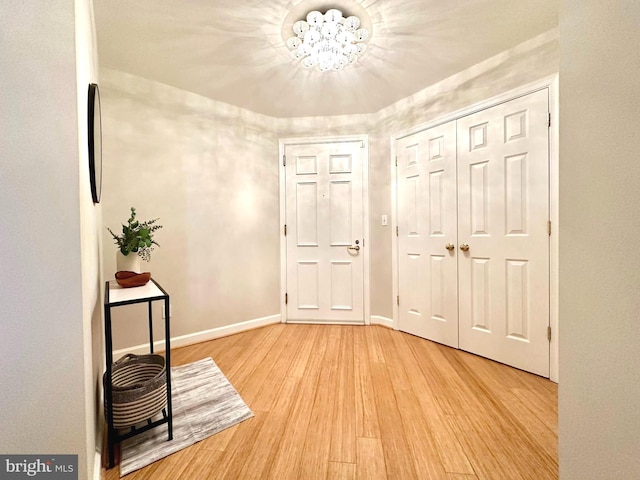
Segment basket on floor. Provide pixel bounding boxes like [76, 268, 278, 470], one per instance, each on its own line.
[104, 353, 167, 429]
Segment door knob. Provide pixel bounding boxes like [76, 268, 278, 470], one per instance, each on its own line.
[445, 243, 455, 251]
[459, 243, 469, 252]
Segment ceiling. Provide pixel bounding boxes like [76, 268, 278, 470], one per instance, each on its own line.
[94, 0, 558, 118]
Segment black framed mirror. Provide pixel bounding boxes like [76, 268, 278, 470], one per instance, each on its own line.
[88, 83, 102, 204]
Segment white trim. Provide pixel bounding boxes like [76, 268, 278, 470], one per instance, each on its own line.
[370, 315, 394, 329]
[391, 76, 559, 381]
[548, 75, 559, 383]
[93, 448, 102, 480]
[278, 140, 287, 323]
[113, 314, 281, 357]
[362, 138, 371, 326]
[93, 395, 104, 480]
[278, 134, 370, 325]
[390, 135, 400, 330]
[287, 320, 365, 326]
[393, 75, 559, 141]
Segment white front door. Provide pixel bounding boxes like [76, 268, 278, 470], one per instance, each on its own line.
[397, 121, 459, 348]
[284, 139, 365, 323]
[457, 89, 550, 376]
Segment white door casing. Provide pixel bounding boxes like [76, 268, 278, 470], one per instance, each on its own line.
[283, 139, 366, 323]
[457, 89, 550, 376]
[396, 121, 459, 348]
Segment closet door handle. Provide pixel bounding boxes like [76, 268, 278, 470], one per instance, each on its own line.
[459, 244, 470, 252]
[445, 243, 455, 251]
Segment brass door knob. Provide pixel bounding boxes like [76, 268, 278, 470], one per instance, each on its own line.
[459, 243, 470, 252]
[445, 243, 455, 251]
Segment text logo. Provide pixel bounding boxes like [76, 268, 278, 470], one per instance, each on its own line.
[0, 455, 77, 479]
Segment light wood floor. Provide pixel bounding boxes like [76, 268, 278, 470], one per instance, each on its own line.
[102, 324, 558, 480]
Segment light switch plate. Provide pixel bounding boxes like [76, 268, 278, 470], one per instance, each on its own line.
[381, 214, 388, 226]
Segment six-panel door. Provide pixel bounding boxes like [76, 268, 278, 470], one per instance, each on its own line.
[397, 121, 459, 348]
[457, 89, 550, 376]
[285, 141, 365, 323]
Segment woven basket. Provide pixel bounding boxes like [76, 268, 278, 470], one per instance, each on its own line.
[104, 353, 167, 429]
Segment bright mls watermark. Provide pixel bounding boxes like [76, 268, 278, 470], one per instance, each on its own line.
[0, 455, 77, 479]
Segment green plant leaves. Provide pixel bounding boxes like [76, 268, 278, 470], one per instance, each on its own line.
[108, 207, 163, 261]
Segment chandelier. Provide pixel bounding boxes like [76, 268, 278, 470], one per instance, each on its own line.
[286, 9, 369, 72]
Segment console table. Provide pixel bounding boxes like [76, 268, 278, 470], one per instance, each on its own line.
[103, 278, 173, 469]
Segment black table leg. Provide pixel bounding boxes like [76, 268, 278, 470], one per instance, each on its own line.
[104, 296, 115, 469]
[164, 297, 173, 440]
[148, 301, 154, 353]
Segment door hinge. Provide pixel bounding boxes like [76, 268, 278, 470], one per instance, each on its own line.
[362, 238, 365, 247]
[396, 225, 399, 236]
[397, 295, 400, 306]
[395, 156, 398, 167]
[283, 154, 286, 167]
[547, 326, 551, 342]
[548, 113, 551, 127]
[547, 220, 551, 236]
[284, 224, 287, 236]
[285, 293, 288, 305]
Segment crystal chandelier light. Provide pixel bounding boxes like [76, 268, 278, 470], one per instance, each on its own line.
[286, 9, 369, 72]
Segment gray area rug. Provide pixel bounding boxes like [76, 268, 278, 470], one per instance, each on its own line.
[120, 357, 253, 477]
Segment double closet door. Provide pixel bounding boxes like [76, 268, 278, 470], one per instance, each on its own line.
[396, 89, 550, 377]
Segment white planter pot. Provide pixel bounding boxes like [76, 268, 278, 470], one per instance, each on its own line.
[116, 251, 142, 274]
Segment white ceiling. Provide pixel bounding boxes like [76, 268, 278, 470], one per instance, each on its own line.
[94, 0, 558, 118]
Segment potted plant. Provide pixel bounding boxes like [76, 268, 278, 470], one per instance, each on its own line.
[108, 207, 162, 275]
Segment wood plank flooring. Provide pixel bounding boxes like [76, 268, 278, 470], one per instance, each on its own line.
[102, 324, 557, 480]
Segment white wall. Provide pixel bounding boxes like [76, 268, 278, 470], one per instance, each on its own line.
[101, 70, 280, 350]
[558, 2, 640, 478]
[75, 0, 104, 478]
[0, 1, 102, 478]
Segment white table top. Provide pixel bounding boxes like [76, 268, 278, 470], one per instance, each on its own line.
[107, 278, 166, 305]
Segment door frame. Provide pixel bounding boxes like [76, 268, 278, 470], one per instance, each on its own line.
[391, 75, 559, 382]
[279, 134, 371, 325]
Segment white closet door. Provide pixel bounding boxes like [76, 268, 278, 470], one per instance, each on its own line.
[285, 141, 365, 323]
[457, 89, 550, 376]
[397, 121, 459, 348]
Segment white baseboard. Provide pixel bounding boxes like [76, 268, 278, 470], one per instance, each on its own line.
[113, 314, 281, 358]
[93, 448, 102, 480]
[285, 320, 365, 325]
[370, 315, 394, 329]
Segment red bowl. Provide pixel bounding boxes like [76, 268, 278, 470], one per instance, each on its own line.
[115, 271, 151, 288]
